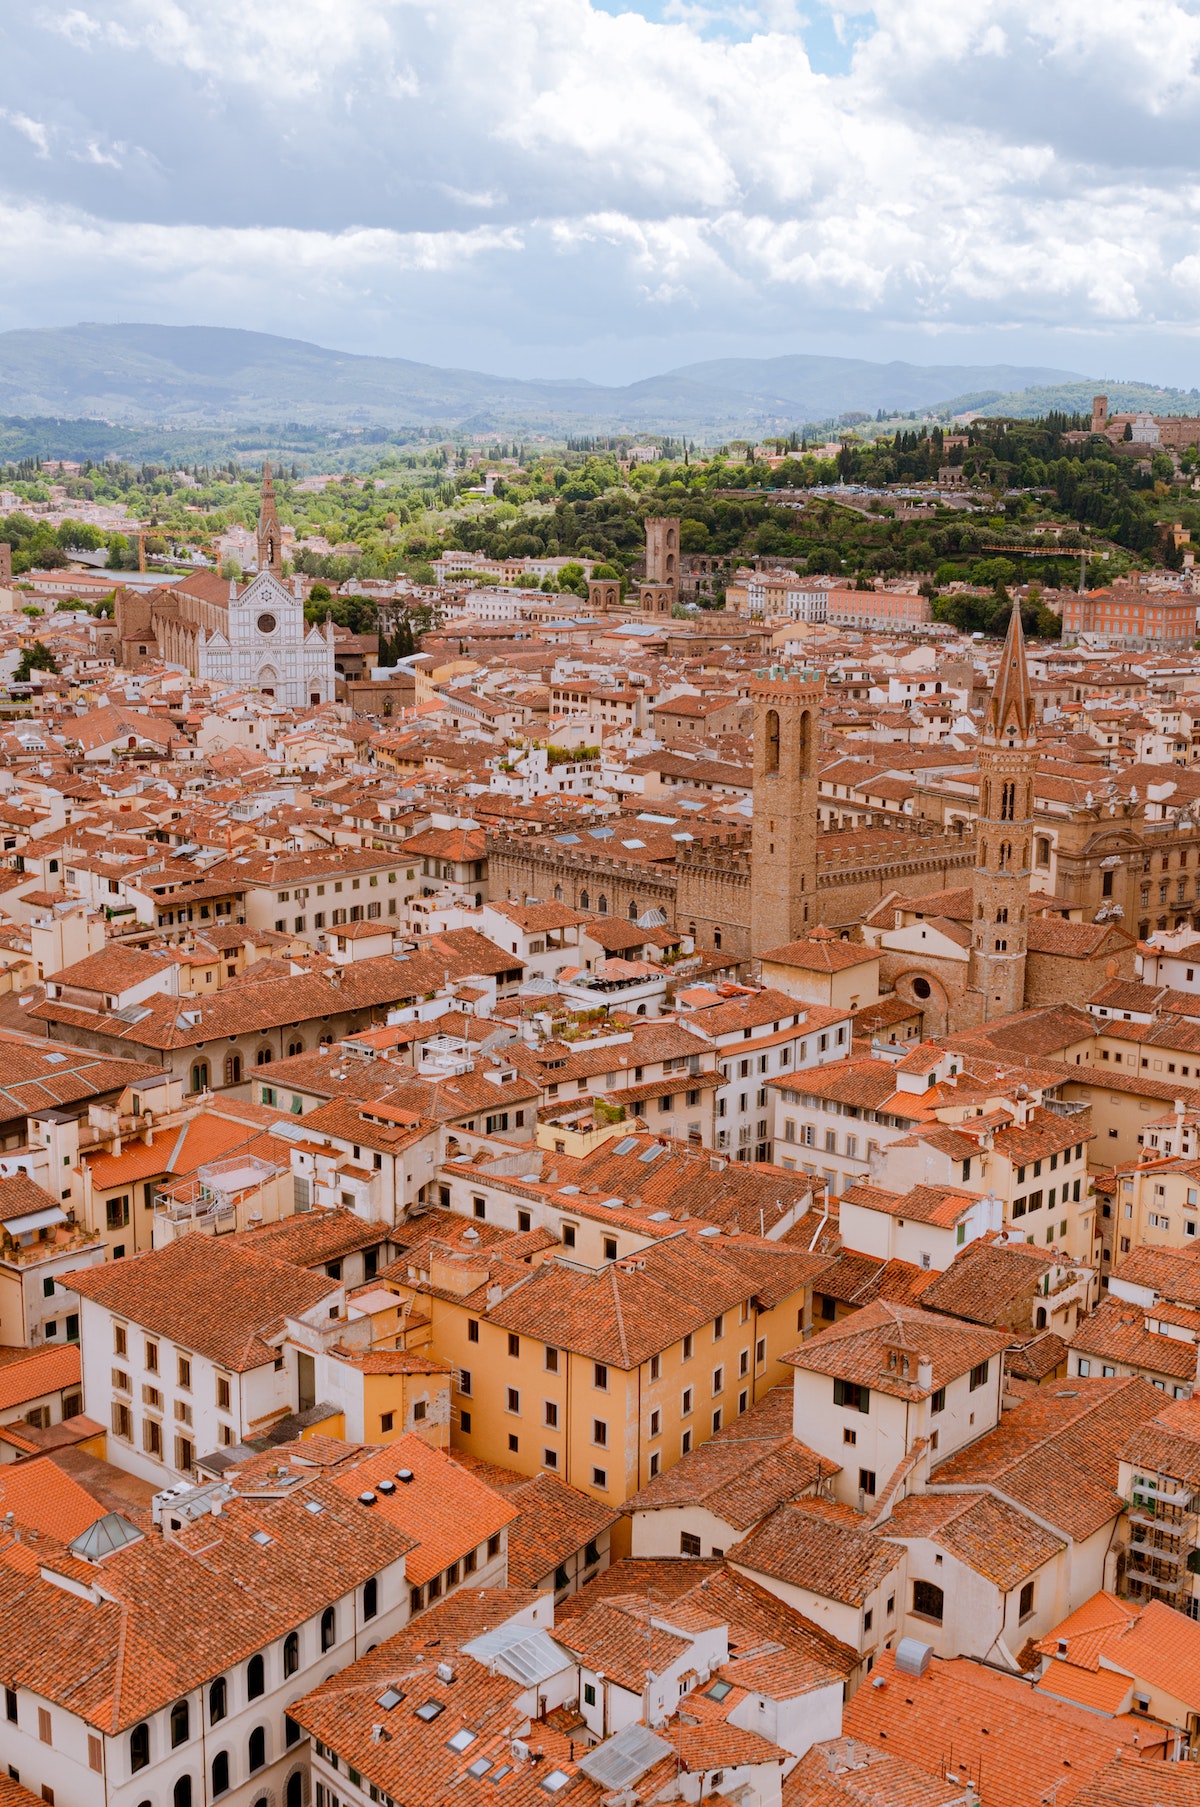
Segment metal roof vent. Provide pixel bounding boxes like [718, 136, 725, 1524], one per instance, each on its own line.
[894, 1638, 932, 1678]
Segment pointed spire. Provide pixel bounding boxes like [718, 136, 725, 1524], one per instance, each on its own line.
[987, 600, 1034, 740]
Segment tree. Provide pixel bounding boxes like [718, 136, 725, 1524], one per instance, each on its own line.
[14, 643, 58, 681]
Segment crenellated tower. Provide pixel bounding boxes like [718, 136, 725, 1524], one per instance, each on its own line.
[750, 666, 823, 958]
[968, 602, 1036, 1021]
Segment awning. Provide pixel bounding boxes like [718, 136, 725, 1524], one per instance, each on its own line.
[4, 1206, 68, 1235]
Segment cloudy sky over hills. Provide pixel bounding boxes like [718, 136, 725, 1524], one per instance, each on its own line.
[4, 0, 1200, 383]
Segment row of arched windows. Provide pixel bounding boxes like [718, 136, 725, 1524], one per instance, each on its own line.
[131, 1614, 343, 1773]
[188, 1034, 314, 1094]
[149, 1765, 301, 1807]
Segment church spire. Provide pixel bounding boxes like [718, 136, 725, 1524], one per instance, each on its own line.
[257, 461, 282, 578]
[986, 599, 1034, 742]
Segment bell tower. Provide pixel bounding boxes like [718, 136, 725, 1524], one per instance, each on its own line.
[257, 461, 282, 578]
[968, 602, 1036, 1021]
[750, 666, 823, 958]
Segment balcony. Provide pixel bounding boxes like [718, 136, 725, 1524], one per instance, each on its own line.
[155, 1156, 280, 1234]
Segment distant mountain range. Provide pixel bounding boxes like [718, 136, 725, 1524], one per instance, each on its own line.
[0, 323, 1195, 441]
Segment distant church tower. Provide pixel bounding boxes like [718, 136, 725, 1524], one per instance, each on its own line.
[750, 667, 823, 958]
[968, 603, 1036, 1021]
[257, 462, 283, 577]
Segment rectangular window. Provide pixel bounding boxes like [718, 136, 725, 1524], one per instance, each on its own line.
[858, 1468, 876, 1496]
[177, 1355, 191, 1390]
[592, 1419, 607, 1446]
[930, 1386, 945, 1414]
[969, 1360, 990, 1391]
[216, 1375, 231, 1412]
[144, 1339, 158, 1373]
[459, 1369, 472, 1396]
[38, 1710, 51, 1745]
[545, 1345, 559, 1372]
[544, 1401, 558, 1428]
[1019, 1581, 1035, 1621]
[594, 1362, 608, 1390]
[755, 1337, 766, 1369]
[507, 1333, 520, 1357]
[681, 1532, 702, 1557]
[681, 1387, 693, 1416]
[912, 1580, 944, 1623]
[468, 1320, 480, 1343]
[506, 1388, 520, 1414]
[592, 1467, 607, 1490]
[834, 1378, 870, 1412]
[712, 1365, 724, 1395]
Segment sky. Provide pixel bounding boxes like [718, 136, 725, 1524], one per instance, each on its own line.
[5, 0, 1200, 385]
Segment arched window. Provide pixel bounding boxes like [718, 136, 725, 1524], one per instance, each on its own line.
[246, 1653, 265, 1700]
[171, 1699, 190, 1747]
[598, 894, 608, 915]
[174, 1778, 193, 1807]
[763, 708, 780, 775]
[248, 1729, 266, 1773]
[363, 1577, 378, 1621]
[319, 1032, 334, 1046]
[553, 884, 563, 902]
[189, 1062, 209, 1095]
[798, 709, 811, 778]
[320, 1607, 336, 1652]
[1035, 1306, 1047, 1330]
[287, 1039, 304, 1058]
[130, 1723, 150, 1772]
[224, 1053, 242, 1087]
[580, 891, 589, 910]
[255, 1047, 273, 1066]
[287, 1774, 303, 1807]
[212, 1753, 230, 1798]
[209, 1678, 227, 1724]
[628, 900, 638, 920]
[284, 1631, 299, 1677]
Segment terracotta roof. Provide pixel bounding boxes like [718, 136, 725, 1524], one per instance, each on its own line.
[626, 1385, 836, 1529]
[931, 1376, 1163, 1542]
[0, 1343, 80, 1413]
[843, 1648, 1155, 1807]
[68, 1234, 339, 1371]
[785, 1300, 1010, 1401]
[730, 1497, 900, 1605]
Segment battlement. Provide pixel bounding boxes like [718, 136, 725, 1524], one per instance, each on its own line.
[750, 665, 825, 703]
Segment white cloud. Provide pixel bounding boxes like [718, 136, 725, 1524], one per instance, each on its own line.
[5, 0, 1200, 375]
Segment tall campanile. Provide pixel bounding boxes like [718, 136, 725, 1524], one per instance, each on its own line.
[750, 666, 823, 958]
[257, 461, 283, 578]
[968, 602, 1036, 1021]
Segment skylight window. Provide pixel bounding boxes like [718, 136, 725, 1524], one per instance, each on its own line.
[541, 1771, 572, 1793]
[305, 1500, 324, 1515]
[250, 1530, 272, 1546]
[377, 1689, 404, 1711]
[704, 1680, 732, 1701]
[467, 1759, 493, 1780]
[447, 1730, 477, 1753]
[415, 1702, 446, 1723]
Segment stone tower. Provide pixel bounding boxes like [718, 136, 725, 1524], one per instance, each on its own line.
[968, 602, 1036, 1022]
[645, 517, 680, 589]
[257, 462, 283, 578]
[750, 666, 823, 958]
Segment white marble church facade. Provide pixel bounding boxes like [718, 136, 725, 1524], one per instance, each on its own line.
[197, 569, 336, 708]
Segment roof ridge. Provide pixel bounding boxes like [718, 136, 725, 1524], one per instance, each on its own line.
[608, 1262, 630, 1369]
